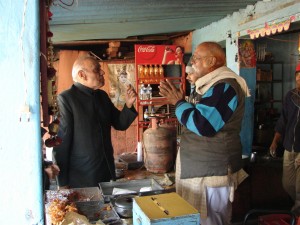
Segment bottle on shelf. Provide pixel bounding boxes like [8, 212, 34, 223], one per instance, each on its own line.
[154, 64, 159, 83]
[149, 64, 154, 82]
[144, 65, 149, 83]
[142, 84, 148, 101]
[159, 65, 164, 80]
[139, 83, 145, 100]
[150, 107, 155, 117]
[144, 108, 149, 121]
[146, 84, 152, 100]
[138, 65, 144, 83]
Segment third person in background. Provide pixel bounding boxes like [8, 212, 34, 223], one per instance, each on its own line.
[270, 63, 300, 216]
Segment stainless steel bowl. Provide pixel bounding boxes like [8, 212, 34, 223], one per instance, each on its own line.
[120, 218, 133, 225]
[114, 195, 135, 218]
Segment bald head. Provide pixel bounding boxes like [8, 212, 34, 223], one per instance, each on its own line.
[189, 42, 227, 80]
[72, 55, 98, 82]
[71, 55, 105, 90]
[198, 42, 226, 69]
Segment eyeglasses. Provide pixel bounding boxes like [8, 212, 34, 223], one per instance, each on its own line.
[191, 55, 212, 63]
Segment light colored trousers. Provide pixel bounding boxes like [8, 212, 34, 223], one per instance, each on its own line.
[200, 186, 232, 225]
[282, 150, 300, 215]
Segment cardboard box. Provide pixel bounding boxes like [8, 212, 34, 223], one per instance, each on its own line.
[133, 192, 200, 225]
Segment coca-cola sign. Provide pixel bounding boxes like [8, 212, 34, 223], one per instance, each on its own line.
[135, 44, 177, 64]
[136, 45, 156, 60]
[137, 45, 155, 53]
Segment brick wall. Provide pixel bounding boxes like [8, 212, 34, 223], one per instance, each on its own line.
[111, 119, 138, 156]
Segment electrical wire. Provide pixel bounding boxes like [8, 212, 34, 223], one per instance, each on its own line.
[52, 0, 76, 10]
[59, 0, 74, 7]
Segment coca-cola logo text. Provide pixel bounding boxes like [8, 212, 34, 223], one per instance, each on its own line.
[137, 46, 156, 53]
[137, 45, 156, 60]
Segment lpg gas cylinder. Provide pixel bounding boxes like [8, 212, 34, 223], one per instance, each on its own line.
[143, 116, 173, 173]
[159, 115, 177, 169]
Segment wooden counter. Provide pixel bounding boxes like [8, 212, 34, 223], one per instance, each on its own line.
[116, 154, 293, 223]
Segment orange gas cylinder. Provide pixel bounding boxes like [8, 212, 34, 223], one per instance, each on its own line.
[143, 116, 173, 173]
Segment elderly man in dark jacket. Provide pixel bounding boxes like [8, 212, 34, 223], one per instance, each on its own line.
[53, 55, 137, 188]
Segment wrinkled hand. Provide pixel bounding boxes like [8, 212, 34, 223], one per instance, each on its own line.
[125, 84, 137, 108]
[159, 79, 185, 105]
[45, 164, 60, 180]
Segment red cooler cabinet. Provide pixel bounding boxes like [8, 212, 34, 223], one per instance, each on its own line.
[134, 44, 186, 142]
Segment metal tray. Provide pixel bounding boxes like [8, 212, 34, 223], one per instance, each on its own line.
[76, 201, 120, 224]
[45, 187, 109, 225]
[45, 187, 103, 203]
[118, 153, 144, 170]
[99, 179, 164, 201]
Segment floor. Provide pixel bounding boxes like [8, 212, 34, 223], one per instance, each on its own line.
[232, 219, 257, 225]
[231, 210, 297, 225]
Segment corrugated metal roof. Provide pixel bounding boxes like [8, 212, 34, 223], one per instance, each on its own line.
[49, 0, 260, 44]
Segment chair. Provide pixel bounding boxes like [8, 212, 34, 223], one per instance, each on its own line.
[243, 209, 298, 225]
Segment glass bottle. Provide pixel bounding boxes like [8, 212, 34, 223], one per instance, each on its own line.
[144, 108, 149, 121]
[150, 107, 155, 117]
[138, 65, 144, 83]
[149, 64, 154, 82]
[142, 84, 148, 101]
[159, 65, 164, 79]
[143, 65, 149, 83]
[139, 83, 145, 100]
[146, 84, 152, 100]
[154, 64, 159, 82]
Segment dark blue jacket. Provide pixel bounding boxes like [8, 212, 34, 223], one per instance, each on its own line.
[275, 89, 300, 152]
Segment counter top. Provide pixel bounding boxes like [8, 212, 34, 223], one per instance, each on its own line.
[117, 166, 176, 191]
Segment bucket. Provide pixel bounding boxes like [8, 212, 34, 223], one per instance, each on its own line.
[143, 117, 173, 173]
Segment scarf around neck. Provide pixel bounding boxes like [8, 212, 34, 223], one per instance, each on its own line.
[195, 66, 251, 97]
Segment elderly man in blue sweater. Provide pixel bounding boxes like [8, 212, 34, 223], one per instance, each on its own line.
[159, 42, 250, 225]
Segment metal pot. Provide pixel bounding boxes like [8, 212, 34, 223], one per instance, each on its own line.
[114, 195, 135, 218]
